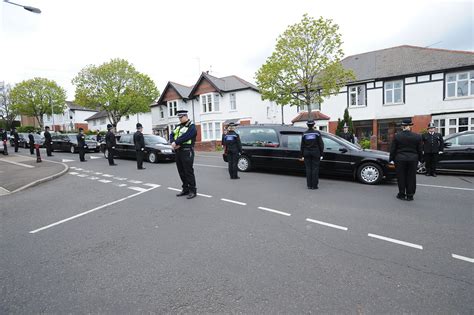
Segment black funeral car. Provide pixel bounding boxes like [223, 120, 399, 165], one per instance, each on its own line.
[223, 125, 397, 185]
[11, 133, 44, 148]
[101, 134, 175, 163]
[51, 134, 100, 153]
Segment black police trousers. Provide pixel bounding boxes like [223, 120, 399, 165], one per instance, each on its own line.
[46, 143, 53, 156]
[395, 160, 417, 197]
[424, 153, 438, 175]
[79, 147, 86, 161]
[176, 148, 196, 193]
[29, 144, 34, 154]
[303, 149, 321, 188]
[2, 142, 8, 155]
[227, 151, 239, 179]
[107, 147, 115, 165]
[136, 150, 144, 169]
[14, 141, 19, 152]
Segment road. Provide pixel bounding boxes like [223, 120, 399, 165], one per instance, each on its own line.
[1, 149, 473, 313]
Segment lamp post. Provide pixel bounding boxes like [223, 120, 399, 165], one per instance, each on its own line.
[3, 0, 41, 13]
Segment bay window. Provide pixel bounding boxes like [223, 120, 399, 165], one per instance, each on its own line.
[201, 121, 222, 141]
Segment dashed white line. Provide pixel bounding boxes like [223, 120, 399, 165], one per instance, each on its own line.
[77, 174, 88, 178]
[114, 177, 127, 181]
[29, 186, 159, 234]
[418, 184, 474, 191]
[258, 206, 291, 217]
[167, 187, 181, 192]
[197, 193, 212, 198]
[102, 174, 113, 178]
[144, 183, 161, 188]
[128, 186, 147, 192]
[368, 233, 423, 250]
[75, 168, 83, 171]
[114, 183, 127, 187]
[452, 254, 474, 263]
[128, 180, 143, 184]
[95, 172, 103, 175]
[98, 179, 112, 183]
[221, 198, 247, 206]
[306, 218, 348, 231]
[69, 172, 79, 175]
[88, 176, 99, 180]
[0, 158, 35, 168]
[194, 163, 227, 169]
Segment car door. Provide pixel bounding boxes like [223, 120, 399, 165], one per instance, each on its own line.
[118, 134, 134, 158]
[279, 132, 305, 171]
[440, 133, 474, 171]
[320, 135, 354, 175]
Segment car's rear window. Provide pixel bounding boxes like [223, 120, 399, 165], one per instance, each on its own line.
[237, 128, 279, 147]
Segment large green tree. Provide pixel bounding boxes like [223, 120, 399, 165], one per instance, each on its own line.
[255, 14, 354, 118]
[10, 78, 67, 128]
[72, 58, 160, 127]
[335, 107, 354, 135]
[0, 83, 20, 130]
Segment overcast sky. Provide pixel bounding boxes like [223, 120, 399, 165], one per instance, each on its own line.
[1, 0, 472, 99]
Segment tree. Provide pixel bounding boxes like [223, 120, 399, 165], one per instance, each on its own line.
[335, 108, 354, 135]
[0, 83, 20, 130]
[10, 78, 67, 129]
[255, 14, 354, 119]
[72, 58, 160, 127]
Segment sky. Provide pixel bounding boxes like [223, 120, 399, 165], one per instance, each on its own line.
[0, 0, 472, 100]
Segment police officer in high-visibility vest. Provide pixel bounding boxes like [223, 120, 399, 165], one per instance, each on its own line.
[300, 120, 324, 189]
[222, 122, 242, 179]
[170, 110, 197, 199]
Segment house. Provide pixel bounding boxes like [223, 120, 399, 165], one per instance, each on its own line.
[316, 45, 474, 151]
[43, 101, 98, 132]
[151, 72, 298, 150]
[85, 110, 153, 134]
[291, 111, 331, 129]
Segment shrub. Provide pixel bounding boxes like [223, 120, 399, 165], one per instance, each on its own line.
[359, 138, 371, 149]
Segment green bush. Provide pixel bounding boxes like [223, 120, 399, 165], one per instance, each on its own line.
[17, 125, 41, 133]
[359, 138, 371, 149]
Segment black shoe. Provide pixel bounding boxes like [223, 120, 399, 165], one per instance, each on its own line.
[176, 191, 189, 197]
[432, 173, 437, 177]
[406, 196, 414, 201]
[396, 193, 406, 200]
[109, 164, 118, 166]
[81, 160, 87, 162]
[312, 186, 318, 190]
[138, 167, 146, 170]
[235, 176, 240, 179]
[187, 192, 197, 199]
[308, 186, 312, 189]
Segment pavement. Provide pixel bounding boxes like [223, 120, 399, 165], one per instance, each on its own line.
[0, 147, 473, 313]
[0, 152, 68, 195]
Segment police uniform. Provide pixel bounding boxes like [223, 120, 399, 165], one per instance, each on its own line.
[28, 132, 35, 155]
[300, 120, 324, 189]
[338, 123, 355, 143]
[0, 128, 8, 155]
[170, 110, 197, 199]
[389, 119, 423, 201]
[12, 128, 19, 152]
[44, 128, 53, 156]
[223, 123, 242, 179]
[105, 124, 117, 166]
[134, 123, 146, 169]
[77, 129, 87, 162]
[422, 123, 444, 176]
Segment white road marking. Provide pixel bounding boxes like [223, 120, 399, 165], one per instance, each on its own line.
[128, 186, 147, 192]
[29, 186, 159, 234]
[221, 198, 247, 206]
[197, 193, 212, 198]
[306, 218, 347, 230]
[102, 174, 113, 177]
[195, 154, 221, 159]
[88, 176, 99, 180]
[258, 206, 291, 217]
[69, 172, 79, 175]
[418, 184, 474, 191]
[144, 183, 161, 188]
[61, 159, 75, 163]
[0, 158, 34, 168]
[77, 174, 88, 178]
[90, 156, 101, 160]
[368, 233, 423, 250]
[167, 187, 181, 192]
[114, 183, 127, 187]
[95, 172, 103, 175]
[128, 180, 143, 184]
[69, 166, 77, 169]
[114, 177, 127, 180]
[75, 168, 83, 171]
[194, 163, 227, 169]
[452, 254, 474, 263]
[98, 179, 112, 183]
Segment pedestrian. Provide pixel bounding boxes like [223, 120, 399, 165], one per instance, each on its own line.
[170, 110, 197, 199]
[0, 128, 8, 155]
[77, 128, 87, 162]
[422, 122, 444, 177]
[300, 120, 324, 189]
[222, 122, 242, 179]
[28, 130, 35, 155]
[44, 126, 53, 156]
[339, 123, 355, 143]
[11, 127, 19, 152]
[389, 119, 423, 201]
[105, 124, 117, 166]
[134, 123, 146, 170]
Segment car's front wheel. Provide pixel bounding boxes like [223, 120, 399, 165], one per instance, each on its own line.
[148, 152, 157, 163]
[237, 155, 252, 172]
[357, 162, 382, 185]
[70, 145, 76, 154]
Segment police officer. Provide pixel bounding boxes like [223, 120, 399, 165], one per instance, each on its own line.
[339, 123, 355, 143]
[222, 122, 242, 179]
[77, 128, 87, 162]
[105, 124, 117, 166]
[44, 126, 53, 156]
[28, 130, 35, 155]
[389, 119, 423, 201]
[134, 123, 146, 170]
[422, 122, 444, 177]
[0, 128, 8, 155]
[170, 110, 197, 199]
[300, 120, 324, 189]
[11, 127, 19, 152]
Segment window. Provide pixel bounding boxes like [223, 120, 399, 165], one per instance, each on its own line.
[230, 93, 237, 110]
[92, 120, 97, 126]
[201, 121, 222, 141]
[349, 85, 366, 106]
[159, 107, 164, 119]
[119, 134, 132, 144]
[280, 133, 302, 150]
[446, 71, 474, 98]
[322, 137, 344, 151]
[384, 80, 403, 104]
[201, 93, 220, 113]
[434, 116, 474, 135]
[237, 128, 279, 147]
[448, 134, 474, 146]
[168, 101, 178, 117]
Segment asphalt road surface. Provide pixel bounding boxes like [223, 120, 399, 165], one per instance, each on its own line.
[1, 149, 473, 313]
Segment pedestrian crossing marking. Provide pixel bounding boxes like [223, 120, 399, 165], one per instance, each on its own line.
[98, 179, 112, 183]
[128, 186, 147, 192]
[90, 156, 102, 160]
[128, 180, 143, 184]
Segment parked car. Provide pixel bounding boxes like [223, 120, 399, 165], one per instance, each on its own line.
[11, 133, 44, 148]
[51, 134, 100, 153]
[418, 130, 474, 174]
[223, 125, 397, 185]
[100, 134, 175, 163]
